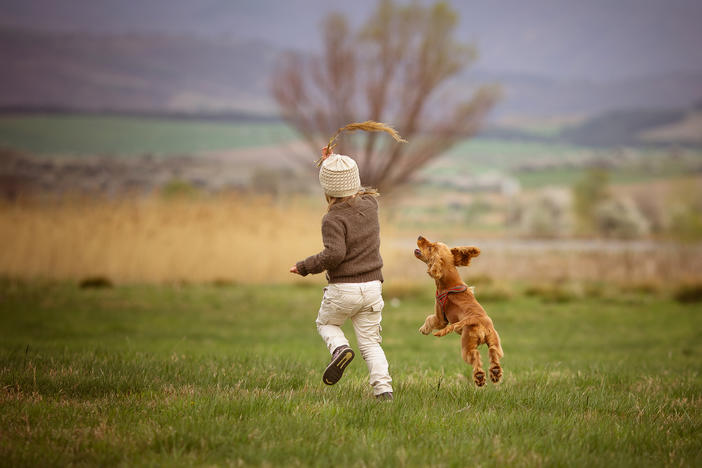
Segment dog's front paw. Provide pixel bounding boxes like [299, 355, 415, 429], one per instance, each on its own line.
[419, 325, 431, 335]
[473, 370, 486, 387]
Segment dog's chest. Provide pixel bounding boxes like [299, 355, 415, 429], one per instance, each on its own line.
[436, 291, 472, 323]
[442, 296, 465, 323]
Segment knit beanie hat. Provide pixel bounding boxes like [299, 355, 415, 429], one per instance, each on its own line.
[319, 154, 361, 197]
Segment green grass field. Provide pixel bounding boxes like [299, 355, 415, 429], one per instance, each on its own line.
[0, 114, 297, 155]
[442, 139, 590, 173]
[1, 280, 700, 467]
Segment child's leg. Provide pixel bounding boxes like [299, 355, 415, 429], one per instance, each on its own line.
[351, 283, 393, 395]
[315, 285, 357, 354]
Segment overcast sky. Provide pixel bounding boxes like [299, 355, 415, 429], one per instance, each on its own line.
[1, 0, 701, 81]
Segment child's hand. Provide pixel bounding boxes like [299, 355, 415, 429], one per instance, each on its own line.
[321, 146, 331, 159]
[289, 265, 300, 275]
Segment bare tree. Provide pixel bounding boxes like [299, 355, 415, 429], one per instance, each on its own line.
[272, 0, 499, 193]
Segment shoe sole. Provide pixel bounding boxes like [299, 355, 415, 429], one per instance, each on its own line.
[322, 348, 354, 385]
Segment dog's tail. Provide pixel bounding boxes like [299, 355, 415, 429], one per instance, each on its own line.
[433, 318, 480, 337]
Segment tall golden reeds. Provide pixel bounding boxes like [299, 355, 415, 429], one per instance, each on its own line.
[0, 195, 327, 284]
[1, 194, 700, 286]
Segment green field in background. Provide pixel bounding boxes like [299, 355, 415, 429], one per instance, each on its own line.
[1, 280, 699, 466]
[0, 114, 297, 155]
[443, 138, 590, 172]
[1, 114, 698, 191]
[433, 138, 701, 188]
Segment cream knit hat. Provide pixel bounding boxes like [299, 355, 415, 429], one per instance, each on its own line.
[319, 154, 361, 197]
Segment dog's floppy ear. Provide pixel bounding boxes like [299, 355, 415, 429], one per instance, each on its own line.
[451, 246, 480, 266]
[427, 255, 444, 279]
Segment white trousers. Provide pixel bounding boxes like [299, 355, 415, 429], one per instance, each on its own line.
[316, 281, 393, 395]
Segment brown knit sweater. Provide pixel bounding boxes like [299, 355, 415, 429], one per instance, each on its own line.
[296, 194, 383, 283]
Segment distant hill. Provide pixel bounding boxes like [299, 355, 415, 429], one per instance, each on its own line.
[559, 106, 702, 147]
[476, 70, 702, 118]
[639, 111, 702, 145]
[0, 28, 280, 114]
[1, 28, 701, 119]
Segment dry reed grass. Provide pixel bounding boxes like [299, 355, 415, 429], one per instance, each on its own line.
[0, 195, 327, 284]
[383, 237, 702, 289]
[1, 195, 700, 286]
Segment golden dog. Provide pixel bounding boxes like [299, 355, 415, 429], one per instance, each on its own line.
[414, 236, 503, 386]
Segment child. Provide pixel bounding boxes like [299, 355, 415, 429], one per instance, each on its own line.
[290, 148, 393, 401]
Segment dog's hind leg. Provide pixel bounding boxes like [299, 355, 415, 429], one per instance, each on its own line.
[486, 330, 503, 383]
[461, 332, 485, 387]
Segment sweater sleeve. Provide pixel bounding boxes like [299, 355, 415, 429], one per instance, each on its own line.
[296, 216, 346, 276]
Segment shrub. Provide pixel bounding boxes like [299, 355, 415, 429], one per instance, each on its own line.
[573, 168, 610, 234]
[595, 196, 650, 239]
[160, 179, 200, 199]
[468, 274, 493, 287]
[669, 203, 702, 241]
[475, 284, 513, 302]
[524, 282, 583, 303]
[78, 276, 113, 289]
[632, 191, 668, 234]
[513, 189, 573, 238]
[211, 278, 238, 288]
[583, 282, 607, 298]
[621, 281, 661, 295]
[673, 283, 702, 303]
[383, 281, 429, 301]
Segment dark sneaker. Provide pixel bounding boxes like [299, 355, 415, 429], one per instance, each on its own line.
[322, 345, 354, 385]
[376, 392, 394, 401]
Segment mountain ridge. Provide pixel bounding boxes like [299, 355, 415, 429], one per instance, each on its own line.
[1, 27, 700, 119]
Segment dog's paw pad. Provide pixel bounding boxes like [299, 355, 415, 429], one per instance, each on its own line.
[419, 327, 430, 335]
[474, 371, 486, 387]
[489, 366, 502, 383]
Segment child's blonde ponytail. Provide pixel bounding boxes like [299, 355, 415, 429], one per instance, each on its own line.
[315, 121, 407, 167]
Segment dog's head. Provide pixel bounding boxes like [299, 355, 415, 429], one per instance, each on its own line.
[414, 235, 481, 280]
